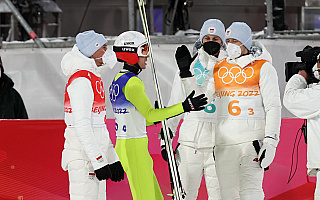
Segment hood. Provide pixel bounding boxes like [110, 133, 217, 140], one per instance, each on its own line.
[198, 47, 227, 71]
[249, 40, 272, 63]
[61, 45, 101, 77]
[227, 40, 272, 68]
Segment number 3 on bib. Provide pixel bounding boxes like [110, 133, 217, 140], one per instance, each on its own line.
[228, 100, 254, 116]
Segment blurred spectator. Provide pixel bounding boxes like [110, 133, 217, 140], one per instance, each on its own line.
[0, 61, 28, 119]
[273, 0, 288, 31]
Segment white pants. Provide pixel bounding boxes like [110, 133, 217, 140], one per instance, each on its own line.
[215, 142, 264, 200]
[315, 170, 320, 200]
[67, 160, 106, 200]
[178, 145, 222, 200]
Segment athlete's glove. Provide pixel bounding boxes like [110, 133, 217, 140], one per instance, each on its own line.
[108, 161, 125, 182]
[161, 145, 169, 162]
[175, 45, 195, 78]
[258, 137, 277, 169]
[161, 142, 180, 164]
[94, 164, 112, 181]
[159, 127, 173, 161]
[182, 90, 207, 112]
[154, 100, 165, 125]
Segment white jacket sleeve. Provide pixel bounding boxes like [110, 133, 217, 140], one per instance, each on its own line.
[283, 74, 320, 119]
[180, 51, 216, 104]
[166, 72, 186, 133]
[181, 76, 216, 106]
[259, 62, 282, 146]
[68, 77, 108, 170]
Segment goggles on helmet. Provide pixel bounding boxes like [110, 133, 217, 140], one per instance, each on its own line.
[137, 43, 149, 57]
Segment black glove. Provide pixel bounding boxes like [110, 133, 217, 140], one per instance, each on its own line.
[108, 161, 125, 182]
[94, 165, 112, 181]
[175, 45, 195, 78]
[161, 145, 168, 162]
[161, 143, 180, 163]
[154, 100, 160, 109]
[182, 90, 207, 112]
[154, 100, 165, 125]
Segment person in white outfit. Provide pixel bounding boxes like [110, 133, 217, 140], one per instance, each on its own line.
[283, 48, 320, 200]
[165, 19, 226, 200]
[176, 22, 281, 199]
[61, 30, 124, 200]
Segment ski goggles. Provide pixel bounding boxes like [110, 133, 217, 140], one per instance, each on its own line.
[137, 43, 149, 57]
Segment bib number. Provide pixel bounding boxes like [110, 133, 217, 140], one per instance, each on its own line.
[228, 100, 254, 116]
[228, 100, 241, 116]
[204, 103, 216, 113]
[115, 123, 127, 132]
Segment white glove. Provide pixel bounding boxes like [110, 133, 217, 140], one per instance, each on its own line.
[258, 137, 277, 168]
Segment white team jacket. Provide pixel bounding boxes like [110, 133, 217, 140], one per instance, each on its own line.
[61, 45, 119, 171]
[283, 74, 320, 173]
[182, 41, 281, 146]
[166, 47, 226, 148]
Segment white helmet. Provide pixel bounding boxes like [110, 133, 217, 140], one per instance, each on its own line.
[113, 31, 149, 65]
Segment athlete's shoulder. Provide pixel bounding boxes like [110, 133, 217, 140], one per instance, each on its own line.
[127, 75, 143, 87]
[67, 70, 94, 86]
[216, 58, 227, 66]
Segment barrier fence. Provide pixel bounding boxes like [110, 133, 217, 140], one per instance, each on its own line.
[0, 118, 316, 199]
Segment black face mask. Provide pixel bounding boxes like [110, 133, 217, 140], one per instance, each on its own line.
[203, 41, 221, 56]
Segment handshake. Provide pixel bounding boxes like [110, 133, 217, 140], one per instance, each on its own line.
[94, 161, 124, 182]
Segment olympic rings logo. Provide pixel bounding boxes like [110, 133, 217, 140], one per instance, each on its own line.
[217, 66, 254, 84]
[96, 80, 105, 99]
[109, 83, 119, 102]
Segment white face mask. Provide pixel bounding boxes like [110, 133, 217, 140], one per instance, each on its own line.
[95, 48, 117, 69]
[313, 63, 320, 80]
[226, 43, 243, 59]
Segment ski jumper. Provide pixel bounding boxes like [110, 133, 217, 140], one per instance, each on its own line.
[109, 71, 184, 200]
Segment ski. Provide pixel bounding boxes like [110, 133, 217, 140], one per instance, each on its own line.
[136, 0, 186, 199]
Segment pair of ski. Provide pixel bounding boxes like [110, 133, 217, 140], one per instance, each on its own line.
[136, 0, 186, 199]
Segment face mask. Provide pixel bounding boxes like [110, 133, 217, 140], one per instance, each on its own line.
[95, 49, 117, 69]
[313, 63, 320, 80]
[203, 41, 221, 56]
[226, 43, 242, 59]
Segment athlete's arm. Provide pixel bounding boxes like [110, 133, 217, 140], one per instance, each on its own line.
[124, 76, 184, 122]
[259, 62, 282, 144]
[181, 75, 215, 105]
[68, 77, 108, 170]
